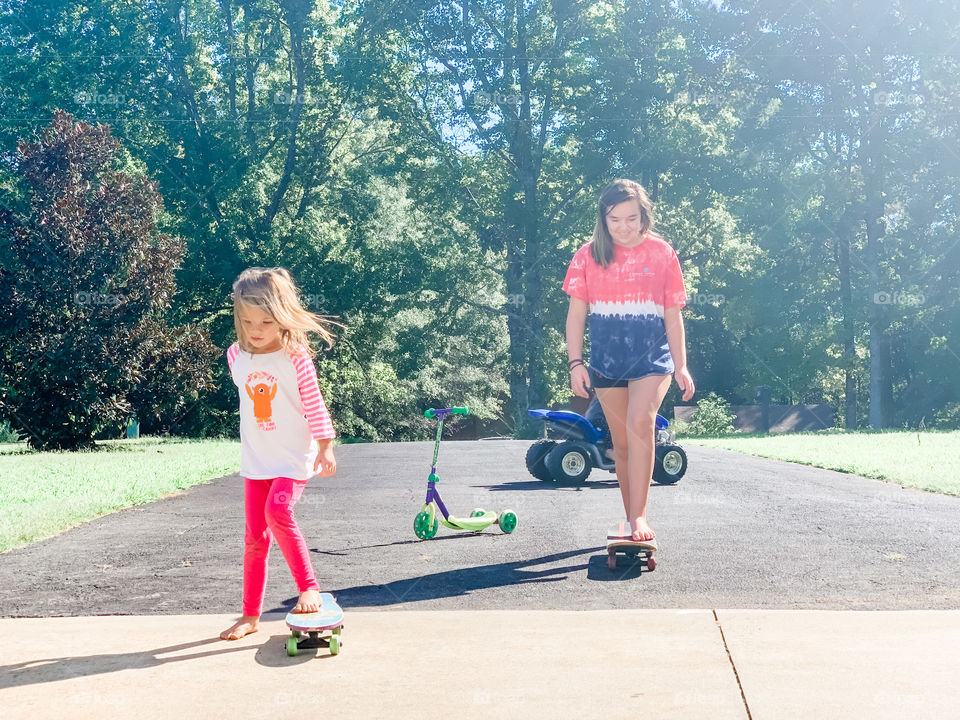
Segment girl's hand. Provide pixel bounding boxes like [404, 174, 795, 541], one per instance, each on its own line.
[314, 439, 337, 476]
[570, 365, 592, 398]
[675, 366, 696, 402]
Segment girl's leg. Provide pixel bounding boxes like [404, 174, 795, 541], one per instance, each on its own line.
[264, 477, 322, 612]
[220, 477, 271, 640]
[241, 477, 274, 616]
[595, 386, 632, 518]
[625, 374, 673, 541]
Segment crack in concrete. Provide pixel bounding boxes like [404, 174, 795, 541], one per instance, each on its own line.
[713, 609, 753, 720]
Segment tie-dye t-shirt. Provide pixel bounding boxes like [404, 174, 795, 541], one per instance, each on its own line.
[562, 234, 687, 380]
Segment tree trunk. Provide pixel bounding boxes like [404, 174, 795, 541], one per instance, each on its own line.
[836, 215, 858, 429]
[863, 91, 887, 429]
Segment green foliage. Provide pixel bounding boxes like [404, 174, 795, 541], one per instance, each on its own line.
[0, 0, 957, 442]
[0, 112, 215, 450]
[934, 402, 960, 430]
[0, 418, 21, 443]
[673, 392, 737, 438]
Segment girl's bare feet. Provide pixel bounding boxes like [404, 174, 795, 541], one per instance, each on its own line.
[631, 517, 656, 543]
[294, 589, 322, 613]
[220, 615, 260, 641]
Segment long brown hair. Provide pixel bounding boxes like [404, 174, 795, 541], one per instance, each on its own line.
[232, 267, 342, 358]
[591, 179, 655, 268]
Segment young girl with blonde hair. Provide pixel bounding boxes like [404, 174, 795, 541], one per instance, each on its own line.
[220, 267, 340, 641]
[563, 179, 695, 543]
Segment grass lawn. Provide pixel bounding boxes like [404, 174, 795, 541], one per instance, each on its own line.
[683, 429, 960, 496]
[0, 437, 240, 553]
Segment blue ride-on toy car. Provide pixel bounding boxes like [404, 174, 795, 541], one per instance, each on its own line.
[526, 396, 687, 485]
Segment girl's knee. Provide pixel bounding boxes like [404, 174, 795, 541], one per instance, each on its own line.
[626, 415, 656, 438]
[244, 532, 270, 556]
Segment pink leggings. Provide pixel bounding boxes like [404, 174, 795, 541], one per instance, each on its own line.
[242, 476, 320, 617]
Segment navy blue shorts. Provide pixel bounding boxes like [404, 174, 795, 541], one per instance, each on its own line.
[588, 366, 671, 389]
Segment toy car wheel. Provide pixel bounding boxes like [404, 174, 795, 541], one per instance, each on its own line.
[653, 445, 687, 484]
[525, 439, 557, 481]
[414, 510, 439, 539]
[545, 441, 593, 482]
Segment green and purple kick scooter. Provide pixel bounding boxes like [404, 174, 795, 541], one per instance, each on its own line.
[413, 407, 518, 540]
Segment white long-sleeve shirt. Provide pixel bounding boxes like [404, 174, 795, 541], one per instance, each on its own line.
[227, 341, 336, 480]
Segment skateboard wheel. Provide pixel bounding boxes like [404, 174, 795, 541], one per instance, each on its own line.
[291, 630, 302, 638]
[286, 636, 299, 657]
[647, 556, 657, 572]
[607, 553, 617, 570]
[329, 635, 340, 655]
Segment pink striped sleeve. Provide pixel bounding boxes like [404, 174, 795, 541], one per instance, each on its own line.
[226, 342, 239, 370]
[290, 348, 336, 440]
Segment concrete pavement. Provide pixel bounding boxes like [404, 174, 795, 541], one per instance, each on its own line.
[3, 609, 960, 719]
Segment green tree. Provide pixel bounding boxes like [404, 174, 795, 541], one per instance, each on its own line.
[0, 111, 215, 449]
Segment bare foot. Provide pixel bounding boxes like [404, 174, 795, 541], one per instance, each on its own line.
[220, 615, 260, 641]
[293, 589, 322, 614]
[630, 517, 656, 543]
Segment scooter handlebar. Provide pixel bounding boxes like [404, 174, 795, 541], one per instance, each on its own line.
[425, 406, 470, 418]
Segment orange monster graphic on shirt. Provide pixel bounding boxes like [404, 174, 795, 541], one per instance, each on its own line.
[245, 371, 278, 430]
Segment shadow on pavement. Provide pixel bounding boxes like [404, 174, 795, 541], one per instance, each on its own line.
[0, 637, 257, 690]
[318, 547, 605, 608]
[471, 479, 620, 491]
[585, 553, 648, 581]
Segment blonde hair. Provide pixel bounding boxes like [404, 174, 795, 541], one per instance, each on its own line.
[232, 267, 342, 358]
[591, 179, 655, 268]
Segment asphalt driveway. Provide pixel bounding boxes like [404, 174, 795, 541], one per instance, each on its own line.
[2, 440, 959, 616]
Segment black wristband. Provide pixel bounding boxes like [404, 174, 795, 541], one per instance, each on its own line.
[568, 357, 584, 367]
[568, 359, 586, 371]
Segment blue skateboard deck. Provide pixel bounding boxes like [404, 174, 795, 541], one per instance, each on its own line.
[285, 593, 344, 656]
[606, 522, 658, 571]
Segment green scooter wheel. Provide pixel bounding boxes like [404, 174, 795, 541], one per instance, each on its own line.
[414, 510, 439, 539]
[498, 509, 518, 534]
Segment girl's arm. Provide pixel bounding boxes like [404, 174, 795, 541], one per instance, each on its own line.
[664, 306, 695, 401]
[291, 353, 336, 441]
[566, 297, 591, 398]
